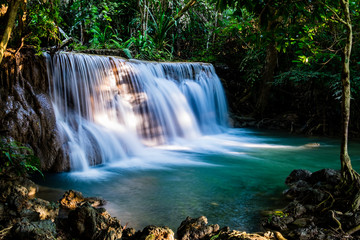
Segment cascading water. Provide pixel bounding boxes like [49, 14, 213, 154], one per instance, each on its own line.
[45, 52, 228, 171]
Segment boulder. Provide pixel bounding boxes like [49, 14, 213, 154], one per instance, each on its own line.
[283, 180, 310, 200]
[60, 190, 85, 209]
[308, 169, 341, 185]
[285, 169, 312, 185]
[67, 202, 122, 240]
[11, 219, 57, 240]
[28, 198, 59, 221]
[60, 189, 106, 210]
[136, 225, 174, 240]
[0, 174, 37, 213]
[177, 216, 220, 240]
[285, 202, 306, 218]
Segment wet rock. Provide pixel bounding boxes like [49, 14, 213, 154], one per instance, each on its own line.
[215, 229, 273, 240]
[68, 202, 122, 240]
[93, 226, 123, 240]
[285, 202, 306, 217]
[29, 198, 59, 221]
[265, 215, 288, 231]
[0, 48, 67, 172]
[136, 225, 174, 240]
[60, 189, 106, 209]
[68, 203, 98, 238]
[122, 227, 136, 240]
[309, 169, 341, 185]
[177, 216, 220, 240]
[283, 180, 309, 200]
[291, 218, 309, 228]
[285, 169, 312, 185]
[60, 190, 85, 209]
[11, 218, 57, 240]
[0, 174, 37, 213]
[293, 224, 326, 240]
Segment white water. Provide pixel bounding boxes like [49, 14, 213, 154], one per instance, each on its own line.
[45, 53, 228, 171]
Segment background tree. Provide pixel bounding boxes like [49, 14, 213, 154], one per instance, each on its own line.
[0, 0, 24, 64]
[316, 0, 359, 191]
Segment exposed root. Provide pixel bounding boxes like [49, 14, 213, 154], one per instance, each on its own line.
[347, 224, 360, 235]
[0, 226, 12, 238]
[330, 210, 344, 233]
[351, 190, 360, 211]
[317, 190, 335, 212]
[15, 32, 31, 55]
[274, 231, 287, 240]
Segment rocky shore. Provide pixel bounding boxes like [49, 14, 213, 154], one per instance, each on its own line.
[2, 169, 360, 240]
[263, 168, 360, 240]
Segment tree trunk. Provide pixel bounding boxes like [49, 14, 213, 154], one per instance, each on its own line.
[340, 0, 355, 182]
[0, 0, 22, 65]
[139, 0, 149, 35]
[254, 40, 278, 116]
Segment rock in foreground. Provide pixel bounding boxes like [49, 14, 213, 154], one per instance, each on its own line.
[0, 172, 285, 240]
[263, 168, 360, 240]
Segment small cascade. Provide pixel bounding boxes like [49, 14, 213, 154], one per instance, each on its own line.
[45, 52, 228, 170]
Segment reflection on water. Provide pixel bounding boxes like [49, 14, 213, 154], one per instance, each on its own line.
[36, 128, 360, 232]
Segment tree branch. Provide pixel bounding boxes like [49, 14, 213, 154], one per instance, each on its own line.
[318, 0, 347, 25]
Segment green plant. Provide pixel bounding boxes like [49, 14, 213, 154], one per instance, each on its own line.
[126, 31, 171, 60]
[267, 210, 289, 224]
[26, 0, 61, 53]
[0, 137, 43, 177]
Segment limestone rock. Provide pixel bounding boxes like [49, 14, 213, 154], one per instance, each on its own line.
[308, 169, 341, 185]
[137, 225, 174, 240]
[68, 202, 122, 240]
[285, 169, 312, 186]
[29, 198, 59, 221]
[11, 219, 57, 240]
[177, 216, 220, 240]
[0, 48, 68, 171]
[60, 189, 106, 209]
[122, 227, 136, 240]
[60, 190, 85, 209]
[216, 230, 272, 240]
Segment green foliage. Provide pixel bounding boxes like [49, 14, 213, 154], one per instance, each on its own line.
[267, 210, 289, 224]
[26, 0, 61, 52]
[126, 31, 172, 60]
[0, 137, 43, 177]
[274, 70, 338, 86]
[239, 49, 265, 85]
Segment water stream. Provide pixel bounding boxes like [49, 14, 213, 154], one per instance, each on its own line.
[40, 53, 360, 232]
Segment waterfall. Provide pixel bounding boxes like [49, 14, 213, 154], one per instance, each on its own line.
[45, 52, 228, 171]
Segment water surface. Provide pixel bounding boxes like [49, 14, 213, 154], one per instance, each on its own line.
[36, 128, 360, 232]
